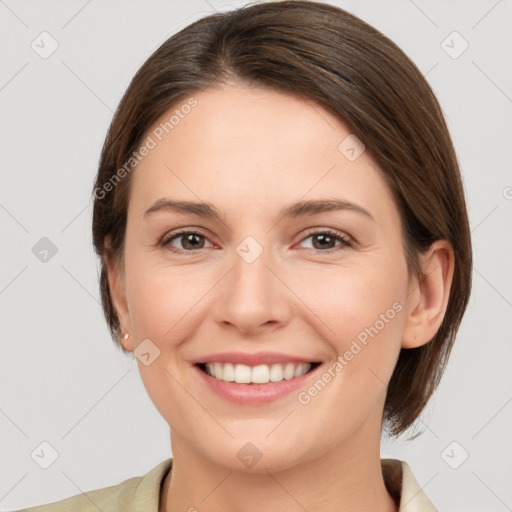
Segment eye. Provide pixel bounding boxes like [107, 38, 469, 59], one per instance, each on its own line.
[160, 227, 353, 254]
[298, 228, 353, 252]
[161, 229, 214, 252]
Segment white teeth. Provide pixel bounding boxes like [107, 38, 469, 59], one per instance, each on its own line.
[269, 363, 283, 382]
[251, 364, 270, 384]
[284, 362, 296, 380]
[234, 364, 252, 383]
[204, 362, 312, 384]
[213, 362, 223, 379]
[223, 362, 235, 382]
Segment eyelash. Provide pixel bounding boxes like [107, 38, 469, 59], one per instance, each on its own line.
[160, 228, 353, 254]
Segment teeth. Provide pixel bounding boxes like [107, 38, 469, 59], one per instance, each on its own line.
[284, 363, 296, 380]
[251, 365, 269, 384]
[222, 363, 235, 382]
[204, 362, 312, 384]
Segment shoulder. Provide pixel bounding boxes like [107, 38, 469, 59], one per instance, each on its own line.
[13, 458, 173, 512]
[381, 458, 438, 512]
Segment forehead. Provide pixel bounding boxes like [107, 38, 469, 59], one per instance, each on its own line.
[128, 84, 396, 222]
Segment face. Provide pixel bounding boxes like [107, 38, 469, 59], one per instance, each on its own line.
[110, 84, 415, 472]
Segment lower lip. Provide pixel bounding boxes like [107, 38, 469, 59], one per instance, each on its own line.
[193, 364, 321, 404]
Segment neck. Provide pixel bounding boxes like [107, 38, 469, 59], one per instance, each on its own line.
[162, 418, 397, 512]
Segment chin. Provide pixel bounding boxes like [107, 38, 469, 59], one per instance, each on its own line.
[198, 434, 312, 475]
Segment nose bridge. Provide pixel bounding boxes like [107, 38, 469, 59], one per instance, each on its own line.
[231, 234, 274, 303]
[213, 233, 290, 332]
[233, 237, 272, 290]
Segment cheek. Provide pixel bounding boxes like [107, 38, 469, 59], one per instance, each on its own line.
[124, 262, 211, 425]
[298, 259, 407, 383]
[289, 263, 406, 437]
[305, 261, 406, 335]
[127, 264, 204, 344]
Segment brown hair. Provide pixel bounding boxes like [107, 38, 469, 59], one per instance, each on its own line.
[91, 0, 472, 437]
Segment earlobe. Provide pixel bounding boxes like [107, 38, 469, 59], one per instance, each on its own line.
[121, 332, 133, 351]
[104, 240, 133, 351]
[401, 240, 455, 349]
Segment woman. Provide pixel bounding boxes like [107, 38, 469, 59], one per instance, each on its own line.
[17, 0, 472, 510]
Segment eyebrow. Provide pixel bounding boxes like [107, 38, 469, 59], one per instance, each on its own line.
[143, 198, 374, 221]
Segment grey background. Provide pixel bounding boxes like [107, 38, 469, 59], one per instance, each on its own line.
[1, 0, 511, 510]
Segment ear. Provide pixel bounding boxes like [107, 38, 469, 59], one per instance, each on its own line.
[401, 240, 455, 349]
[104, 238, 134, 352]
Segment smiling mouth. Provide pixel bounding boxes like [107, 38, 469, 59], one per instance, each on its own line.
[196, 362, 321, 384]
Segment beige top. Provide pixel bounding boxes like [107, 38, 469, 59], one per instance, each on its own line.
[15, 458, 437, 511]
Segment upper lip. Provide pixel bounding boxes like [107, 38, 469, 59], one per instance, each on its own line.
[195, 352, 319, 366]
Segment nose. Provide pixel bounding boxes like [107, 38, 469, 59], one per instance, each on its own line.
[212, 238, 293, 336]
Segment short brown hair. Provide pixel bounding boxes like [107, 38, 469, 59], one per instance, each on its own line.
[91, 0, 472, 437]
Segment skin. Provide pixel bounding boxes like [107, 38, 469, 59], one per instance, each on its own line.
[106, 83, 454, 512]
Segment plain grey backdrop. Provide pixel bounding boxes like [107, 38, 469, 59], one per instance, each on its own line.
[1, 0, 511, 510]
